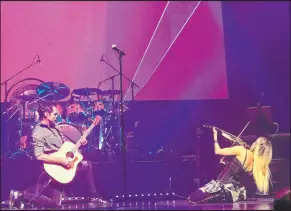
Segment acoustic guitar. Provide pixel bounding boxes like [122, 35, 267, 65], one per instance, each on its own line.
[44, 116, 101, 184]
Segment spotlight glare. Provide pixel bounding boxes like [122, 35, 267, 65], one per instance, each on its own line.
[135, 1, 202, 92]
[123, 1, 171, 100]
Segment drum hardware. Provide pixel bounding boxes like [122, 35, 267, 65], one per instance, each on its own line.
[9, 123, 35, 160]
[99, 52, 138, 156]
[7, 147, 34, 160]
[4, 84, 40, 118]
[3, 72, 134, 156]
[4, 88, 67, 157]
[1, 60, 43, 153]
[5, 82, 67, 120]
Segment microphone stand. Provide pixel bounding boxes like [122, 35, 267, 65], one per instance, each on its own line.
[117, 51, 127, 203]
[0, 54, 40, 103]
[100, 58, 140, 101]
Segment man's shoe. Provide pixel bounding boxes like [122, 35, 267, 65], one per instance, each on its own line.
[9, 190, 24, 210]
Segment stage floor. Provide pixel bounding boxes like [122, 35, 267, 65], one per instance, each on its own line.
[1, 198, 274, 210]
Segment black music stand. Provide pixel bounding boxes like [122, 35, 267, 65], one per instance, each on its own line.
[245, 106, 274, 137]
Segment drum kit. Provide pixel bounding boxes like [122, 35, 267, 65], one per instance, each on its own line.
[4, 81, 127, 159]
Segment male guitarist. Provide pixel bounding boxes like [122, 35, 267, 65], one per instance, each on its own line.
[9, 103, 107, 209]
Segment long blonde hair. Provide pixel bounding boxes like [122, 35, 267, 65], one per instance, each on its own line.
[250, 137, 273, 195]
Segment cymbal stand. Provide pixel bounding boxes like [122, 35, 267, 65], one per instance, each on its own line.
[2, 88, 55, 120]
[98, 73, 119, 106]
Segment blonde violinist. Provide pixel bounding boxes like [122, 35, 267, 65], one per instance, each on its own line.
[188, 127, 273, 204]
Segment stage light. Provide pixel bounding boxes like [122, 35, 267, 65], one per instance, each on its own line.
[148, 194, 151, 196]
[129, 194, 132, 197]
[141, 194, 144, 197]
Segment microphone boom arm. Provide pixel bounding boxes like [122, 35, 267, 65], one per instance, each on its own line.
[1, 54, 41, 102]
[100, 58, 139, 89]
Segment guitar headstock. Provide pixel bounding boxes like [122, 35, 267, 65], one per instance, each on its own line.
[92, 115, 102, 126]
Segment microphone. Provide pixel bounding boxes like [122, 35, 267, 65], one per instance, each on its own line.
[37, 54, 43, 68]
[112, 44, 126, 56]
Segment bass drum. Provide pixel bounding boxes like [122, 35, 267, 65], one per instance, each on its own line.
[55, 123, 83, 144]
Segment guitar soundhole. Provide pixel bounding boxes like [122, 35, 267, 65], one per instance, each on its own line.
[66, 151, 74, 159]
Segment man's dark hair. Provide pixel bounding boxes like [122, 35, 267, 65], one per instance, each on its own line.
[38, 102, 57, 120]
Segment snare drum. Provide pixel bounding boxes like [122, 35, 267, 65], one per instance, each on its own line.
[66, 103, 87, 124]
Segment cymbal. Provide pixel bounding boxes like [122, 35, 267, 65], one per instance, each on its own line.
[14, 90, 39, 101]
[72, 88, 103, 96]
[101, 90, 120, 96]
[36, 82, 70, 101]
